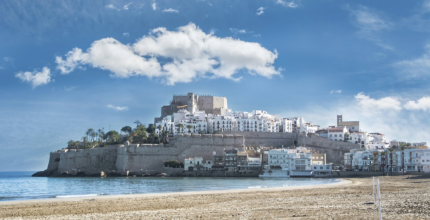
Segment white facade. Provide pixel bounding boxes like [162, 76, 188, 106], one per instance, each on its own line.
[328, 127, 348, 141]
[184, 157, 212, 171]
[156, 108, 286, 135]
[260, 147, 330, 177]
[247, 157, 262, 166]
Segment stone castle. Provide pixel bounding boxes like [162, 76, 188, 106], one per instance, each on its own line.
[35, 93, 359, 177]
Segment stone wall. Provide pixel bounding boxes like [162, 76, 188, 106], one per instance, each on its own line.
[46, 152, 61, 172]
[41, 132, 360, 176]
[222, 131, 296, 148]
[58, 145, 120, 175]
[298, 134, 359, 164]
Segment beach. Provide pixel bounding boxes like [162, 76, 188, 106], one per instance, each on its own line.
[1, 175, 429, 219]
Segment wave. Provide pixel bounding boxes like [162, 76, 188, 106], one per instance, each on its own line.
[55, 194, 99, 199]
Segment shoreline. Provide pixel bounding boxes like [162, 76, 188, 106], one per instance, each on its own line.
[1, 175, 429, 219]
[0, 178, 348, 206]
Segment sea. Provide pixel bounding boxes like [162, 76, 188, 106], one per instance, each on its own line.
[0, 171, 340, 202]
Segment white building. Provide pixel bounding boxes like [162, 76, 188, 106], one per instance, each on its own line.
[327, 127, 348, 141]
[184, 157, 213, 171]
[260, 147, 331, 177]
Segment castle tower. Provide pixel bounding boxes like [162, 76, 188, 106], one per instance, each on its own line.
[337, 115, 342, 127]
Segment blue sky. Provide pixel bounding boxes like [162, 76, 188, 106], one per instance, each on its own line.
[1, 0, 430, 171]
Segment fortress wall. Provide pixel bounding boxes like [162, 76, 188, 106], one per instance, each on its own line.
[58, 146, 119, 174]
[46, 152, 61, 172]
[222, 131, 296, 148]
[298, 134, 359, 164]
[198, 96, 214, 113]
[116, 134, 245, 172]
[213, 96, 227, 109]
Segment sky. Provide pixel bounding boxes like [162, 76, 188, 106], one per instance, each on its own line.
[1, 0, 430, 171]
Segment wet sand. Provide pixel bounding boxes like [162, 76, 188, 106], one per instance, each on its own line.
[1, 175, 429, 219]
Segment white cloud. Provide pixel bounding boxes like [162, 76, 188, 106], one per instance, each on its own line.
[280, 93, 430, 144]
[152, 2, 157, 10]
[355, 92, 402, 112]
[256, 7, 264, 15]
[107, 104, 128, 111]
[393, 44, 430, 78]
[163, 8, 178, 13]
[55, 23, 280, 85]
[105, 4, 120, 11]
[229, 28, 247, 34]
[123, 32, 129, 37]
[64, 86, 78, 91]
[123, 2, 133, 10]
[330, 89, 342, 94]
[276, 0, 298, 8]
[404, 97, 430, 111]
[15, 67, 51, 88]
[347, 5, 393, 50]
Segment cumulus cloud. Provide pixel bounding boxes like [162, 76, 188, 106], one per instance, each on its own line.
[393, 44, 430, 78]
[107, 104, 128, 111]
[256, 7, 264, 15]
[355, 92, 402, 112]
[55, 23, 280, 85]
[281, 93, 430, 143]
[330, 89, 342, 94]
[347, 5, 393, 50]
[15, 67, 51, 88]
[152, 2, 156, 10]
[276, 0, 298, 8]
[123, 32, 129, 37]
[404, 97, 430, 111]
[163, 8, 178, 13]
[123, 2, 133, 10]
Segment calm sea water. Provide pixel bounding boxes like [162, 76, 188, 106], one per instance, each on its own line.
[0, 172, 339, 202]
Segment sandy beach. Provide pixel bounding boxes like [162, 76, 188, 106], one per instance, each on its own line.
[1, 175, 429, 219]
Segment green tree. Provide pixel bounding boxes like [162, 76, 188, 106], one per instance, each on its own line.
[132, 124, 148, 143]
[186, 125, 193, 133]
[157, 124, 162, 132]
[177, 123, 184, 133]
[91, 131, 97, 142]
[147, 124, 156, 133]
[344, 133, 350, 142]
[68, 140, 74, 148]
[86, 128, 94, 141]
[82, 136, 88, 148]
[134, 120, 141, 128]
[121, 126, 132, 135]
[104, 130, 120, 143]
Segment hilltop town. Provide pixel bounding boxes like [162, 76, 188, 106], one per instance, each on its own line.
[34, 93, 429, 177]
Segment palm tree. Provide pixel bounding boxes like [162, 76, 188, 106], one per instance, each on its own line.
[67, 140, 74, 149]
[388, 147, 395, 175]
[82, 136, 88, 148]
[134, 120, 141, 128]
[186, 125, 192, 133]
[97, 129, 103, 141]
[91, 131, 97, 142]
[157, 125, 162, 133]
[86, 128, 94, 141]
[177, 123, 184, 133]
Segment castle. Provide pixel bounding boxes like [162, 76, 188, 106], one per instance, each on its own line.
[35, 93, 359, 177]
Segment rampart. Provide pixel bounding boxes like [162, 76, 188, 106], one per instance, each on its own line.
[45, 134, 245, 176]
[297, 134, 359, 164]
[39, 132, 360, 176]
[222, 131, 296, 148]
